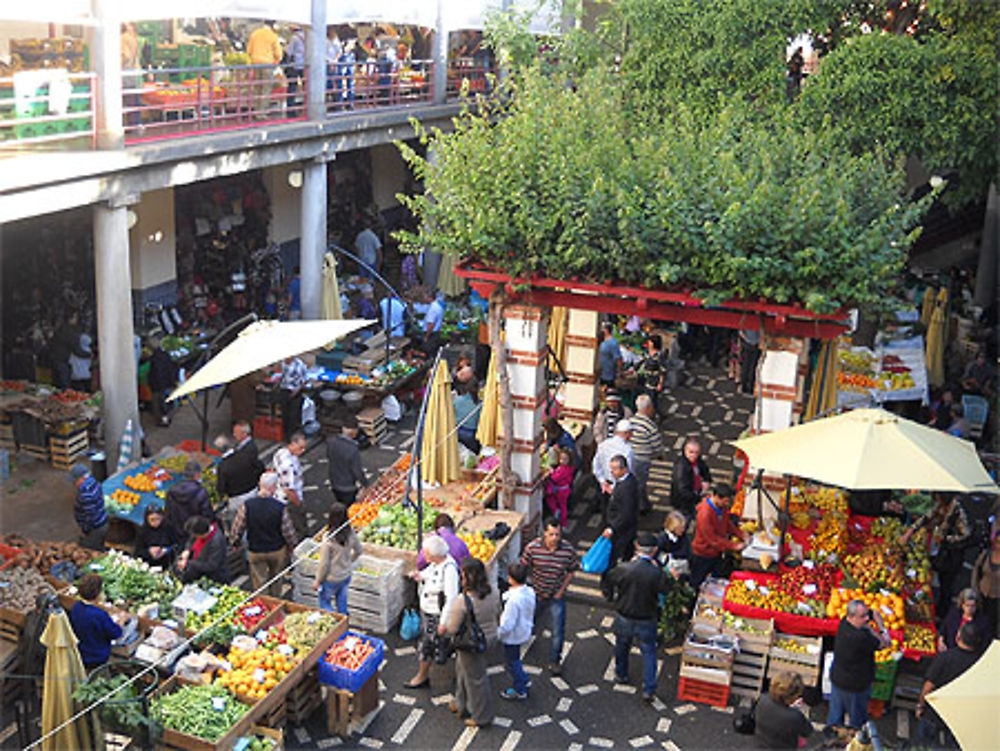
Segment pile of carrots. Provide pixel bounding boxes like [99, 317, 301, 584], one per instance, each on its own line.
[325, 638, 376, 672]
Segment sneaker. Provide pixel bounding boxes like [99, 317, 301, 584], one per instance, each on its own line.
[500, 688, 528, 701]
[547, 662, 561, 676]
[641, 693, 655, 703]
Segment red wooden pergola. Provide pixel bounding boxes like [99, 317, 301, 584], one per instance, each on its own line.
[454, 260, 850, 339]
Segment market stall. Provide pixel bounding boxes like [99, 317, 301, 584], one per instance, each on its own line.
[0, 379, 100, 468]
[837, 339, 928, 406]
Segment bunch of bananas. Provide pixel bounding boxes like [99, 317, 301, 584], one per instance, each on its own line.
[809, 513, 847, 559]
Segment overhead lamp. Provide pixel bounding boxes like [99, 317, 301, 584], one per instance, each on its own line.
[126, 209, 138, 229]
[287, 169, 303, 188]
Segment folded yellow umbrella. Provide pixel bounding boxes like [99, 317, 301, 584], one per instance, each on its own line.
[41, 610, 96, 751]
[168, 319, 372, 401]
[322, 252, 343, 320]
[926, 298, 947, 389]
[421, 358, 461, 486]
[476, 350, 500, 448]
[920, 286, 935, 327]
[731, 407, 998, 493]
[548, 306, 567, 373]
[437, 252, 467, 296]
[804, 340, 838, 421]
[927, 640, 1000, 751]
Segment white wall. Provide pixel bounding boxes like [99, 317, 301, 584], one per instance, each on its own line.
[128, 187, 176, 290]
[263, 163, 302, 245]
[371, 143, 407, 211]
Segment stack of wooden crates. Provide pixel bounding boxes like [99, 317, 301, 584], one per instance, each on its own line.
[722, 615, 774, 701]
[767, 633, 823, 689]
[357, 407, 387, 447]
[678, 582, 736, 707]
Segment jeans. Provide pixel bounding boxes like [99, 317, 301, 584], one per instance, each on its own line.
[319, 577, 351, 614]
[826, 683, 871, 729]
[535, 597, 566, 664]
[503, 643, 530, 694]
[613, 614, 659, 696]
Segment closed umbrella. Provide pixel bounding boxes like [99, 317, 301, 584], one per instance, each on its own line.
[437, 252, 467, 296]
[920, 286, 935, 328]
[548, 306, 567, 373]
[420, 359, 461, 485]
[116, 418, 134, 473]
[321, 252, 343, 320]
[731, 407, 998, 493]
[168, 319, 371, 402]
[40, 610, 96, 751]
[927, 639, 1000, 751]
[926, 287, 948, 388]
[476, 350, 500, 448]
[804, 340, 839, 421]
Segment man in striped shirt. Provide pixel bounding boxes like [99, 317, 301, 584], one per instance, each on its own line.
[630, 394, 664, 515]
[520, 519, 579, 674]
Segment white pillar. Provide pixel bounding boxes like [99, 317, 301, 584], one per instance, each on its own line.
[91, 0, 124, 149]
[93, 201, 139, 466]
[433, 0, 448, 104]
[299, 159, 327, 320]
[559, 308, 600, 422]
[307, 0, 327, 121]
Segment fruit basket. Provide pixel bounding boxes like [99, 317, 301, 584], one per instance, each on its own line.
[768, 633, 823, 686]
[902, 622, 937, 660]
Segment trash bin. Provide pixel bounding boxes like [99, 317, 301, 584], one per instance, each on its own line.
[90, 451, 107, 482]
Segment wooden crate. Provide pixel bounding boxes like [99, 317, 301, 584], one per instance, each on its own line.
[326, 671, 380, 736]
[285, 666, 322, 725]
[767, 632, 822, 687]
[50, 429, 89, 470]
[357, 407, 387, 446]
[0, 423, 14, 450]
[20, 443, 49, 462]
[723, 616, 773, 700]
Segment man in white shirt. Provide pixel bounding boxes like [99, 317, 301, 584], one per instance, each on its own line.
[420, 291, 446, 356]
[379, 295, 407, 338]
[272, 430, 307, 537]
[355, 226, 382, 279]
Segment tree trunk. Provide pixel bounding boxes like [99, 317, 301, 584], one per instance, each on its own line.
[489, 289, 517, 510]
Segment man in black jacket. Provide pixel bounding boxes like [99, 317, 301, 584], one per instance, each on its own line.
[147, 336, 178, 427]
[602, 455, 640, 565]
[165, 460, 214, 534]
[326, 417, 367, 504]
[602, 533, 672, 702]
[217, 420, 265, 524]
[670, 437, 712, 516]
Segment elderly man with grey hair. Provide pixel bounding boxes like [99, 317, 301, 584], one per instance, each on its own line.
[228, 471, 298, 597]
[826, 598, 891, 732]
[405, 534, 461, 689]
[630, 393, 664, 515]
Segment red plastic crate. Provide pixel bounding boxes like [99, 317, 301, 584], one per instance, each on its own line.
[677, 676, 730, 708]
[253, 416, 283, 443]
[175, 439, 220, 457]
[868, 699, 886, 719]
[0, 543, 22, 571]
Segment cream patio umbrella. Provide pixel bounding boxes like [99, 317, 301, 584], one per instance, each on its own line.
[322, 252, 343, 320]
[476, 350, 500, 448]
[926, 640, 1000, 751]
[40, 610, 96, 751]
[420, 358, 461, 485]
[168, 319, 373, 401]
[730, 407, 998, 494]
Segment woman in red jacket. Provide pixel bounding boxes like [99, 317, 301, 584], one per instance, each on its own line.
[690, 483, 747, 590]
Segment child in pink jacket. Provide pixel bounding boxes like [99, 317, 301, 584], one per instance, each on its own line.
[544, 449, 574, 527]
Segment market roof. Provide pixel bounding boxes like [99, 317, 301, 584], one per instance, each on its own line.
[454, 261, 851, 339]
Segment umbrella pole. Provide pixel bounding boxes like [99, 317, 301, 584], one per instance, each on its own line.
[404, 347, 446, 553]
[780, 475, 791, 561]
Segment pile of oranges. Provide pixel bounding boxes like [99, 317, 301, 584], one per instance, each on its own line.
[335, 373, 367, 386]
[347, 501, 380, 529]
[124, 473, 156, 492]
[214, 646, 299, 702]
[110, 488, 140, 506]
[827, 588, 904, 629]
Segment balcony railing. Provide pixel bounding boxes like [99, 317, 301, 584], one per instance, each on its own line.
[0, 60, 491, 150]
[0, 71, 95, 149]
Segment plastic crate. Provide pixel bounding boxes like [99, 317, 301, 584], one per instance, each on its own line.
[0, 542, 22, 571]
[350, 555, 404, 597]
[871, 660, 899, 701]
[677, 675, 730, 708]
[253, 416, 283, 443]
[962, 394, 989, 426]
[318, 631, 385, 692]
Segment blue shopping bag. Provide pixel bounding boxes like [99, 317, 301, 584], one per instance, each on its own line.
[581, 535, 612, 574]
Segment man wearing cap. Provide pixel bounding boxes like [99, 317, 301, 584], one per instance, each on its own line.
[592, 419, 634, 503]
[602, 455, 641, 565]
[601, 533, 673, 702]
[593, 389, 632, 444]
[71, 464, 108, 551]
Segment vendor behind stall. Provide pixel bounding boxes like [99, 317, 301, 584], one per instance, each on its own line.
[134, 505, 181, 567]
[175, 516, 228, 584]
[68, 574, 126, 671]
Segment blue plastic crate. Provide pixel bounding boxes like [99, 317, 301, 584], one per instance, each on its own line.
[317, 631, 384, 692]
[962, 394, 989, 426]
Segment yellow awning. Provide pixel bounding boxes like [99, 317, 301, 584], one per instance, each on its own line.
[168, 319, 372, 401]
[731, 407, 998, 493]
[920, 286, 935, 328]
[420, 359, 461, 486]
[476, 350, 500, 448]
[41, 610, 96, 751]
[927, 640, 1000, 751]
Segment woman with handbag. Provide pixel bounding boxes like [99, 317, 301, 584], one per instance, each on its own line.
[900, 493, 971, 614]
[438, 558, 499, 727]
[405, 535, 460, 689]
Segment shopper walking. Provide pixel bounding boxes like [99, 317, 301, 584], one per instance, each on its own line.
[601, 534, 672, 702]
[326, 417, 367, 505]
[229, 472, 298, 597]
[690, 483, 747, 590]
[825, 599, 891, 730]
[970, 520, 1000, 638]
[630, 393, 664, 514]
[602, 455, 641, 565]
[439, 558, 499, 727]
[406, 535, 460, 689]
[273, 430, 308, 538]
[498, 563, 536, 701]
[147, 336, 178, 427]
[593, 390, 632, 444]
[313, 502, 362, 614]
[217, 420, 265, 525]
[70, 464, 108, 551]
[165, 459, 214, 535]
[247, 20, 282, 117]
[279, 355, 307, 438]
[592, 419, 634, 516]
[915, 623, 982, 747]
[520, 519, 578, 674]
[670, 437, 712, 516]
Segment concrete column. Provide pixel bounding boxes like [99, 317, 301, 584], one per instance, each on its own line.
[307, 0, 327, 121]
[91, 0, 124, 149]
[502, 304, 549, 533]
[94, 200, 139, 466]
[559, 308, 600, 422]
[433, 0, 448, 104]
[299, 159, 327, 320]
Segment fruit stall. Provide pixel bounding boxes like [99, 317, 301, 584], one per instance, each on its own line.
[837, 340, 927, 405]
[0, 379, 101, 469]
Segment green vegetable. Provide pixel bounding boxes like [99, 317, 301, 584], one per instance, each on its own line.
[73, 674, 150, 733]
[83, 551, 180, 609]
[658, 581, 696, 644]
[283, 611, 338, 652]
[152, 684, 248, 742]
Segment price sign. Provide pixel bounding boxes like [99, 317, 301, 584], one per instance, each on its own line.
[343, 636, 360, 651]
[255, 629, 268, 642]
[244, 606, 262, 616]
[220, 660, 232, 671]
[212, 697, 228, 711]
[759, 586, 770, 596]
[745, 580, 757, 590]
[307, 612, 321, 624]
[802, 560, 815, 570]
[907, 568, 916, 579]
[277, 644, 294, 656]
[254, 668, 267, 684]
[802, 583, 817, 596]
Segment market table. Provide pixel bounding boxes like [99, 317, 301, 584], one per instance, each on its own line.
[102, 448, 219, 526]
[455, 508, 524, 590]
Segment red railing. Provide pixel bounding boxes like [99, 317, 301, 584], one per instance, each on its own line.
[0, 71, 95, 149]
[324, 59, 435, 114]
[123, 63, 308, 143]
[446, 59, 492, 99]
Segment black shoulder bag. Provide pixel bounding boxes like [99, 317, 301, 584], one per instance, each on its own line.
[453, 594, 488, 653]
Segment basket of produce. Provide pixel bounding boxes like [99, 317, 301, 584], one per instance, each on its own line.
[74, 660, 159, 741]
[318, 631, 384, 692]
[152, 678, 253, 751]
